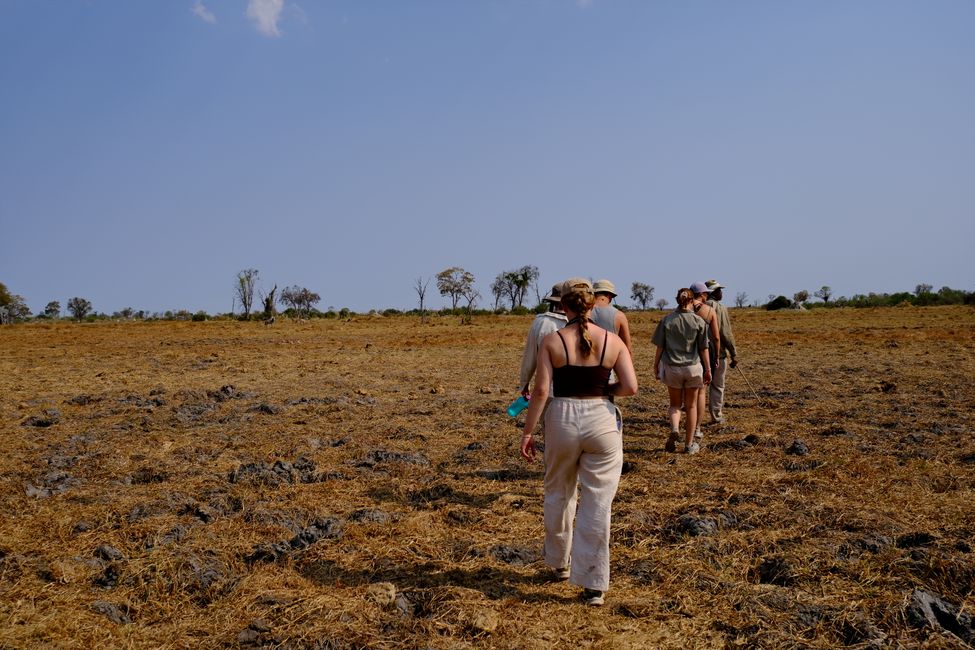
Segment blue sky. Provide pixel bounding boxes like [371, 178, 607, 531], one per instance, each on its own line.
[1, 0, 972, 314]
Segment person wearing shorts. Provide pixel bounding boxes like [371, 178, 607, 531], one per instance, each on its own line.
[520, 278, 637, 607]
[652, 288, 711, 454]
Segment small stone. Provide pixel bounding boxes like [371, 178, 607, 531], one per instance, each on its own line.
[479, 386, 493, 394]
[94, 545, 124, 562]
[471, 609, 499, 633]
[90, 601, 130, 624]
[430, 385, 445, 394]
[365, 582, 397, 606]
[785, 440, 809, 456]
[73, 521, 94, 534]
[248, 619, 272, 633]
[237, 628, 260, 645]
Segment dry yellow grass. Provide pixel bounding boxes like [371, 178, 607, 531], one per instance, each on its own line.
[1, 306, 973, 648]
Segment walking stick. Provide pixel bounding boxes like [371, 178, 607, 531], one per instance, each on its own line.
[735, 363, 766, 406]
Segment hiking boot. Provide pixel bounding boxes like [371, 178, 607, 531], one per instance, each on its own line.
[665, 431, 679, 453]
[684, 442, 701, 455]
[582, 588, 604, 607]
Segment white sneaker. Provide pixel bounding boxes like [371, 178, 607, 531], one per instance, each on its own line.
[694, 429, 703, 440]
[684, 442, 701, 454]
[582, 588, 604, 606]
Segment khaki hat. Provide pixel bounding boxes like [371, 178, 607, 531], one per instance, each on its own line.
[592, 279, 617, 297]
[706, 279, 725, 291]
[544, 284, 562, 303]
[560, 277, 593, 297]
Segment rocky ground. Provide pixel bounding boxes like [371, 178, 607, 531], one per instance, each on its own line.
[1, 307, 973, 648]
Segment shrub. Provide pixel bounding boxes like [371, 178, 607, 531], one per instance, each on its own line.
[766, 296, 792, 311]
[192, 311, 209, 322]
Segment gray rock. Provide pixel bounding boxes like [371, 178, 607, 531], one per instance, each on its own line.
[785, 440, 809, 456]
[95, 544, 124, 562]
[90, 601, 130, 624]
[904, 589, 974, 643]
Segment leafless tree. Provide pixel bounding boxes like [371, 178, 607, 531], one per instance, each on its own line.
[655, 298, 668, 310]
[260, 284, 278, 321]
[814, 285, 832, 304]
[915, 283, 933, 296]
[436, 267, 475, 310]
[461, 286, 480, 325]
[631, 282, 654, 310]
[735, 292, 748, 308]
[235, 269, 259, 320]
[414, 276, 430, 322]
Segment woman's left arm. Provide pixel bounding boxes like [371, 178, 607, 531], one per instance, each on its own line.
[610, 340, 638, 397]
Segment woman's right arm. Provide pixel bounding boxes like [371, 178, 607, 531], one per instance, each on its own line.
[521, 341, 552, 462]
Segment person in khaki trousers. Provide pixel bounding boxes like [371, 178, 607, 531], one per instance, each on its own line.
[520, 278, 637, 607]
[705, 280, 738, 423]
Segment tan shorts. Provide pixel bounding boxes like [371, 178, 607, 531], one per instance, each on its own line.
[662, 361, 704, 389]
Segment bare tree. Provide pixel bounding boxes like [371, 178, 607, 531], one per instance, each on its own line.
[260, 284, 278, 320]
[814, 285, 832, 304]
[461, 286, 480, 325]
[735, 292, 748, 308]
[631, 282, 654, 310]
[235, 269, 259, 320]
[414, 276, 430, 322]
[67, 297, 92, 321]
[915, 283, 933, 296]
[793, 290, 809, 306]
[280, 286, 320, 320]
[436, 267, 475, 310]
[655, 298, 668, 310]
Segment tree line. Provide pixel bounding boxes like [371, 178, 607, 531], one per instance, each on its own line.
[1, 276, 972, 325]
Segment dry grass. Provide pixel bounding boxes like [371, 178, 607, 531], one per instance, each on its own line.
[1, 306, 973, 648]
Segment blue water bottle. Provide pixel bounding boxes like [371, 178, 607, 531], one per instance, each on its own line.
[506, 395, 530, 417]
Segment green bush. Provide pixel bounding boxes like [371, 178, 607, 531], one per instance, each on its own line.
[765, 296, 792, 311]
[192, 311, 209, 321]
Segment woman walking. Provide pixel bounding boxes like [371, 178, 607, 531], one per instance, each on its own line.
[652, 288, 712, 454]
[520, 278, 637, 607]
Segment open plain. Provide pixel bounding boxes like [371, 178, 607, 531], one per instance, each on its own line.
[1, 306, 973, 649]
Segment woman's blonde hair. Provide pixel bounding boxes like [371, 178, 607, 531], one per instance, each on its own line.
[560, 278, 596, 357]
[676, 288, 695, 308]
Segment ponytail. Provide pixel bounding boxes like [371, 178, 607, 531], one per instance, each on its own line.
[676, 288, 695, 308]
[561, 283, 596, 357]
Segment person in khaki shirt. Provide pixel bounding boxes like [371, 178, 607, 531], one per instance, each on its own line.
[652, 288, 711, 454]
[518, 285, 568, 398]
[705, 280, 738, 423]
